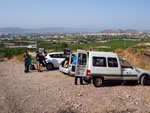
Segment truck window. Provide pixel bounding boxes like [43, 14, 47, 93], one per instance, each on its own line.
[78, 53, 87, 65]
[93, 57, 106, 67]
[108, 58, 118, 67]
[120, 60, 133, 68]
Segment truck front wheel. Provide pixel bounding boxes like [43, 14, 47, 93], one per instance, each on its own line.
[93, 77, 103, 87]
[141, 75, 150, 86]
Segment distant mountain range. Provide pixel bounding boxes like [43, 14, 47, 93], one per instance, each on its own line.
[101, 29, 138, 33]
[0, 27, 149, 34]
[0, 27, 98, 33]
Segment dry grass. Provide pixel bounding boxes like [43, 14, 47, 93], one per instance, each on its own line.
[13, 55, 24, 62]
[0, 57, 4, 62]
[13, 54, 36, 64]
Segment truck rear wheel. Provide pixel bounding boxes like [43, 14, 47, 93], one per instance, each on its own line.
[83, 78, 91, 84]
[93, 77, 103, 87]
[141, 75, 150, 86]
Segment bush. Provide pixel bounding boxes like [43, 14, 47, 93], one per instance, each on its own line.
[61, 42, 68, 48]
[0, 48, 36, 59]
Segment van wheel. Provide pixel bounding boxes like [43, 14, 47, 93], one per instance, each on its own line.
[46, 63, 53, 70]
[93, 78, 103, 87]
[83, 78, 91, 83]
[141, 75, 150, 86]
[68, 71, 71, 76]
[62, 72, 66, 75]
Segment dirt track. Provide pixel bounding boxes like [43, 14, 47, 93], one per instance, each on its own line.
[0, 59, 150, 113]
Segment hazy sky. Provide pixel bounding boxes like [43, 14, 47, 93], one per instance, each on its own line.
[0, 0, 150, 30]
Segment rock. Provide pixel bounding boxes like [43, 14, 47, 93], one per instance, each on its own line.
[135, 102, 139, 105]
[126, 94, 131, 98]
[74, 103, 82, 109]
[58, 95, 62, 98]
[77, 93, 82, 96]
[43, 111, 48, 113]
[36, 88, 40, 92]
[26, 95, 31, 99]
[0, 97, 6, 100]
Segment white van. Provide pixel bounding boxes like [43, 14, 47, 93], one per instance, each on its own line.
[74, 50, 150, 87]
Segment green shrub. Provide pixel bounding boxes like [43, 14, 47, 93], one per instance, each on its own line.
[0, 48, 36, 59]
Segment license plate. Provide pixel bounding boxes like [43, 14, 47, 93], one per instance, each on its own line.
[78, 69, 84, 75]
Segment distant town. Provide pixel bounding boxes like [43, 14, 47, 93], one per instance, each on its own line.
[0, 28, 150, 49]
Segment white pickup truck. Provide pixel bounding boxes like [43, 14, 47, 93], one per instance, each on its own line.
[61, 49, 150, 87]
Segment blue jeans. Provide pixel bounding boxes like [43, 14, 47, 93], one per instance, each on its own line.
[75, 76, 83, 85]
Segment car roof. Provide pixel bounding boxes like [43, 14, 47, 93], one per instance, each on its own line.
[47, 52, 64, 55]
[89, 51, 117, 57]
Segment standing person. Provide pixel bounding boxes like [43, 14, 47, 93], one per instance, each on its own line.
[23, 51, 31, 73]
[36, 51, 42, 72]
[39, 52, 46, 67]
[73, 55, 83, 85]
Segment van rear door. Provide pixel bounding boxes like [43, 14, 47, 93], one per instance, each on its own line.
[75, 50, 87, 77]
[69, 53, 76, 74]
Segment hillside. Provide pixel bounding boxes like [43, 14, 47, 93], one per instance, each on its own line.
[0, 57, 150, 113]
[116, 48, 150, 70]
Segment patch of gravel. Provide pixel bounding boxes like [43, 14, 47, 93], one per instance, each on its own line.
[0, 59, 150, 113]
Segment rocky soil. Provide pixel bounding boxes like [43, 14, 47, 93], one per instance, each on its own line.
[0, 59, 150, 113]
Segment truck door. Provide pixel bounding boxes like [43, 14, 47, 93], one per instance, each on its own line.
[120, 60, 138, 80]
[75, 50, 87, 77]
[104, 57, 122, 80]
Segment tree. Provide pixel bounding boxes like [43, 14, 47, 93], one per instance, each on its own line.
[61, 42, 68, 48]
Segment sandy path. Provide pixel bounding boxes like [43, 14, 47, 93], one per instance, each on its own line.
[0, 59, 150, 113]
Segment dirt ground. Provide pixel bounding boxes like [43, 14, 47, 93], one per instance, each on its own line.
[0, 59, 150, 113]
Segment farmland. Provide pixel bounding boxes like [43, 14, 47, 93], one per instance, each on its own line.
[0, 32, 150, 61]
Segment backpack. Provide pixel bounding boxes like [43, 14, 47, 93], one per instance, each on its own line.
[30, 64, 36, 70]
